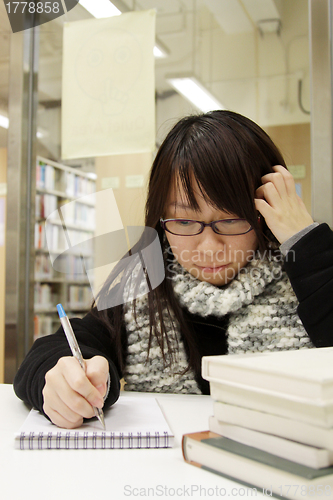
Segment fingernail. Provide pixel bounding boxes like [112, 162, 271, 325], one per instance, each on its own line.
[96, 384, 106, 397]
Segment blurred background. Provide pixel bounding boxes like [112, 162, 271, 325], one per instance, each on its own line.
[0, 0, 330, 382]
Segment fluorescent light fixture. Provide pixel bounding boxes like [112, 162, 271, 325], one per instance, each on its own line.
[37, 128, 48, 139]
[166, 75, 225, 112]
[78, 0, 121, 18]
[153, 45, 166, 58]
[0, 115, 48, 138]
[0, 115, 9, 129]
[154, 40, 169, 59]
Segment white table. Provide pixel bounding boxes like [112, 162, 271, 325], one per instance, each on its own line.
[0, 384, 264, 499]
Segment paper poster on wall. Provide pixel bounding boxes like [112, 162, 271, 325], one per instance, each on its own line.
[62, 10, 156, 159]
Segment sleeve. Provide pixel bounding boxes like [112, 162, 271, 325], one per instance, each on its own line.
[13, 308, 124, 415]
[279, 223, 320, 256]
[283, 223, 333, 347]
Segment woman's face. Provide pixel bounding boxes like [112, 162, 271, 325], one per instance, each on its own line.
[164, 180, 259, 286]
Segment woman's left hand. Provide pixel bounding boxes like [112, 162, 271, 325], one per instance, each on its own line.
[254, 165, 314, 244]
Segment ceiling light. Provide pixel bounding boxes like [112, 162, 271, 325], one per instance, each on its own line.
[0, 115, 9, 129]
[78, 0, 121, 18]
[154, 40, 169, 59]
[36, 127, 49, 139]
[153, 46, 164, 58]
[0, 115, 46, 138]
[166, 75, 225, 113]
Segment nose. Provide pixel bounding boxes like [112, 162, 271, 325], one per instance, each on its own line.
[195, 226, 227, 257]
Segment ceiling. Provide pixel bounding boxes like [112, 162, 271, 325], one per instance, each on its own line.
[0, 0, 284, 106]
[0, 0, 310, 151]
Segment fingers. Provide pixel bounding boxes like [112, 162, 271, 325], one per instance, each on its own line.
[43, 356, 109, 429]
[85, 356, 109, 398]
[44, 409, 83, 430]
[255, 165, 295, 204]
[59, 357, 104, 408]
[273, 165, 297, 196]
[43, 390, 85, 429]
[254, 165, 313, 244]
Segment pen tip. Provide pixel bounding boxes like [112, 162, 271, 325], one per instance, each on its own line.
[96, 408, 106, 430]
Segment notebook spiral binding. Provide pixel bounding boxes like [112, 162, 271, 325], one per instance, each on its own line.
[19, 431, 171, 450]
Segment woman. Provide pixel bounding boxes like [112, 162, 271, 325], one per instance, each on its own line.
[14, 110, 333, 429]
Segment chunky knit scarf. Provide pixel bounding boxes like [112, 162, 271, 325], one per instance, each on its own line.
[123, 252, 313, 394]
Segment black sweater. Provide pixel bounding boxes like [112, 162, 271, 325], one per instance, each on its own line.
[14, 223, 333, 414]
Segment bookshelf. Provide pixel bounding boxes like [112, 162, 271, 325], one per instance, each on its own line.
[34, 156, 96, 340]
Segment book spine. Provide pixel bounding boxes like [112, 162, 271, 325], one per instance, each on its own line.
[17, 431, 173, 450]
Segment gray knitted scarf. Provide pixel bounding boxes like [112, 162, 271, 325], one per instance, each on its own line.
[123, 252, 314, 394]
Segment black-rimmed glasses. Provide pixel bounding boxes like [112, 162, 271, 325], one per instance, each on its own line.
[160, 218, 256, 236]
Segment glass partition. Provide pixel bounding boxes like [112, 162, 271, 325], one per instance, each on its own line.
[0, 1, 10, 383]
[1, 0, 314, 381]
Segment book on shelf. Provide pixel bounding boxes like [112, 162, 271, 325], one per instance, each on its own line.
[34, 314, 54, 339]
[34, 282, 55, 307]
[213, 401, 333, 451]
[36, 193, 58, 220]
[35, 253, 53, 280]
[16, 396, 174, 450]
[36, 162, 55, 191]
[65, 171, 95, 198]
[68, 284, 92, 308]
[202, 347, 333, 400]
[34, 157, 97, 338]
[209, 415, 333, 469]
[182, 431, 333, 500]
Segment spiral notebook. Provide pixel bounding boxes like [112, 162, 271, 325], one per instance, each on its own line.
[15, 396, 174, 450]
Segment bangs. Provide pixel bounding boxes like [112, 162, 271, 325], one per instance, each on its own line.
[170, 129, 258, 223]
[171, 166, 230, 214]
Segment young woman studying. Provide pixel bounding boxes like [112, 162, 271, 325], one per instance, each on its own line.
[14, 110, 333, 429]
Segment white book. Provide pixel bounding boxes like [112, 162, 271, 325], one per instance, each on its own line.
[213, 401, 333, 451]
[209, 378, 333, 427]
[209, 415, 333, 469]
[202, 347, 333, 401]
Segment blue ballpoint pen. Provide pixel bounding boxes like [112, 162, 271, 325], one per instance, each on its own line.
[56, 303, 106, 430]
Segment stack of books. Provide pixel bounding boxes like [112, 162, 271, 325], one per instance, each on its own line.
[182, 347, 333, 499]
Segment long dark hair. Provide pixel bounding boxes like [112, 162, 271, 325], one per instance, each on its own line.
[92, 110, 287, 375]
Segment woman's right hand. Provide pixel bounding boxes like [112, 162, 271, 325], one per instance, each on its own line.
[42, 355, 109, 429]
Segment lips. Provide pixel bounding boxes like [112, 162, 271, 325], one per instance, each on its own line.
[196, 264, 230, 271]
